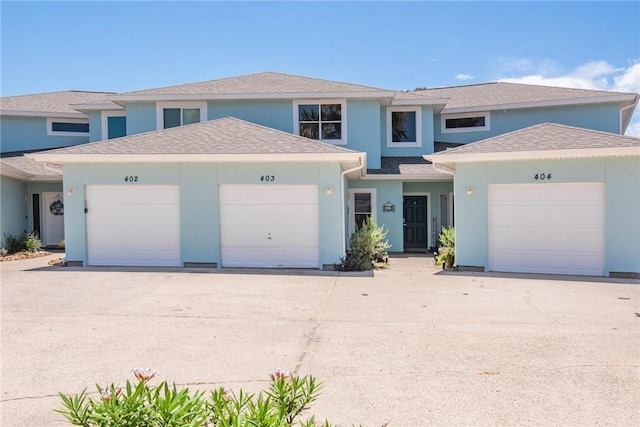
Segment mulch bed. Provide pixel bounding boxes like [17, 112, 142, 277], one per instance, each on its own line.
[0, 251, 53, 262]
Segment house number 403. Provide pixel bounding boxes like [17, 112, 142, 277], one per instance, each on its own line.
[260, 175, 275, 182]
[534, 173, 552, 181]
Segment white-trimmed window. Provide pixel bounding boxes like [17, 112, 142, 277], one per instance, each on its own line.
[441, 112, 490, 133]
[387, 107, 421, 147]
[348, 188, 376, 235]
[294, 100, 346, 145]
[156, 101, 207, 130]
[101, 111, 126, 140]
[47, 118, 89, 136]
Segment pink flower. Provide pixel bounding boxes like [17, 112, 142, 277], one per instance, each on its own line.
[268, 368, 291, 381]
[100, 387, 122, 401]
[132, 368, 158, 382]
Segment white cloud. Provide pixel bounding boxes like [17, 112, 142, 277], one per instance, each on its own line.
[498, 60, 640, 136]
[455, 74, 475, 81]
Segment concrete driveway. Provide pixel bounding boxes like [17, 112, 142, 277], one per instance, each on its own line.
[1, 254, 638, 426]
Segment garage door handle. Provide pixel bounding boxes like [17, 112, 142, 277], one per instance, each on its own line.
[267, 233, 272, 240]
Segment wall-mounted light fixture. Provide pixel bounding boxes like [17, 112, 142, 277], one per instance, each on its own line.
[67, 187, 77, 196]
[466, 187, 474, 195]
[382, 201, 396, 212]
[325, 187, 333, 196]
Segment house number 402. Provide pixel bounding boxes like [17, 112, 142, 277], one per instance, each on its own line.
[534, 173, 552, 181]
[124, 175, 139, 182]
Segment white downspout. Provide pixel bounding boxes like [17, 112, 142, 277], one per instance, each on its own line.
[340, 156, 365, 255]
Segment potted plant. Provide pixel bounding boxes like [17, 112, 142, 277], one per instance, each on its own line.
[437, 246, 455, 269]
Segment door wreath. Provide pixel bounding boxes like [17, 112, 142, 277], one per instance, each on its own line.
[49, 198, 64, 216]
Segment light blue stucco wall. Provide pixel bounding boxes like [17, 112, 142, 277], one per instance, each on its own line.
[88, 111, 102, 142]
[0, 176, 28, 242]
[207, 100, 293, 132]
[347, 100, 381, 169]
[454, 157, 640, 275]
[62, 162, 344, 268]
[380, 106, 436, 157]
[1, 116, 89, 152]
[435, 104, 622, 144]
[125, 103, 157, 135]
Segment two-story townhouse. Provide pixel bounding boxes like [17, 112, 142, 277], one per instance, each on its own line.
[10, 72, 640, 276]
[0, 91, 112, 246]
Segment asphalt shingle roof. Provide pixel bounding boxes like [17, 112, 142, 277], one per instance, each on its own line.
[118, 72, 389, 96]
[367, 157, 450, 177]
[39, 117, 359, 156]
[1, 155, 61, 178]
[411, 82, 635, 111]
[431, 123, 640, 157]
[1, 91, 114, 114]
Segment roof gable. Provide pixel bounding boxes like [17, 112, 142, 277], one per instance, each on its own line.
[114, 71, 391, 98]
[412, 82, 637, 113]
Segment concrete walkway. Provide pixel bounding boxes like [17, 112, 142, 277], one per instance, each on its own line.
[1, 254, 638, 426]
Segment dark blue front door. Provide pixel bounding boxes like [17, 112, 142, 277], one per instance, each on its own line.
[403, 196, 428, 251]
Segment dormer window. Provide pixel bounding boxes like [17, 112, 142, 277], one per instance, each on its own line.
[294, 100, 346, 145]
[156, 102, 207, 130]
[442, 112, 490, 133]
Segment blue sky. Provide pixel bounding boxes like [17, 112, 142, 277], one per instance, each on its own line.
[2, 1, 639, 134]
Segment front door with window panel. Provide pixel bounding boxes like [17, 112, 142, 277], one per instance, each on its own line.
[403, 196, 428, 252]
[42, 192, 65, 246]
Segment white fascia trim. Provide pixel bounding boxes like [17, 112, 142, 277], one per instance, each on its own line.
[361, 174, 453, 181]
[26, 152, 365, 164]
[620, 99, 638, 133]
[71, 103, 125, 112]
[156, 101, 207, 130]
[101, 110, 127, 140]
[441, 94, 638, 115]
[110, 91, 394, 103]
[386, 106, 422, 148]
[391, 97, 449, 106]
[424, 146, 640, 163]
[1, 110, 87, 119]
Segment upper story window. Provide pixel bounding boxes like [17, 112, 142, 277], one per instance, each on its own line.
[387, 107, 422, 148]
[441, 112, 490, 133]
[101, 111, 126, 140]
[156, 102, 207, 130]
[47, 118, 89, 137]
[294, 100, 346, 145]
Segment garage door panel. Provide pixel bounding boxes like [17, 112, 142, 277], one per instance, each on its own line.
[87, 185, 180, 267]
[219, 185, 319, 268]
[489, 183, 604, 276]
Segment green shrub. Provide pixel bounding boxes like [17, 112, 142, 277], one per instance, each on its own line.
[348, 217, 391, 270]
[333, 253, 366, 272]
[2, 234, 26, 254]
[438, 226, 455, 248]
[25, 232, 43, 252]
[56, 368, 335, 427]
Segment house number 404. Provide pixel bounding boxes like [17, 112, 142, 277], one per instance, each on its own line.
[534, 173, 552, 181]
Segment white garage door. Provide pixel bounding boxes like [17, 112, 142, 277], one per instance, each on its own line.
[86, 185, 180, 266]
[219, 185, 319, 268]
[488, 183, 604, 276]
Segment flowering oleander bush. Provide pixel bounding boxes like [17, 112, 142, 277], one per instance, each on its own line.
[56, 368, 335, 426]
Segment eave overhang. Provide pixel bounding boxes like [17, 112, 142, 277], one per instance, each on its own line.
[424, 146, 640, 165]
[108, 91, 396, 104]
[440, 93, 638, 115]
[1, 110, 87, 119]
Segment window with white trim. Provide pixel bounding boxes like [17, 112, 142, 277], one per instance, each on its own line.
[47, 118, 89, 136]
[294, 100, 346, 144]
[156, 102, 207, 130]
[348, 189, 376, 235]
[441, 112, 490, 133]
[387, 107, 421, 147]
